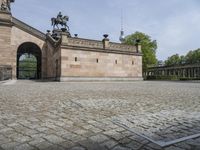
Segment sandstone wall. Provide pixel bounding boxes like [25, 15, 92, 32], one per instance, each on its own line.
[0, 25, 12, 65]
[60, 48, 142, 79]
[45, 39, 61, 80]
[0, 12, 13, 77]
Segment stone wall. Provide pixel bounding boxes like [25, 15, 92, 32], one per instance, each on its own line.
[60, 48, 142, 80]
[0, 65, 12, 81]
[0, 25, 12, 64]
[59, 34, 143, 81]
[67, 38, 137, 53]
[45, 37, 61, 80]
[0, 11, 13, 76]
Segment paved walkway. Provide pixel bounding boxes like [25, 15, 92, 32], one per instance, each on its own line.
[0, 80, 200, 150]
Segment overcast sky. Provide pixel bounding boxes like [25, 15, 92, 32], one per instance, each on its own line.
[12, 0, 200, 60]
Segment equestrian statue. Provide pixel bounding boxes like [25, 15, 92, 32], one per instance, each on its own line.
[51, 12, 69, 31]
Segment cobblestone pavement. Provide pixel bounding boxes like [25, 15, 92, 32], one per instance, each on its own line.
[0, 80, 200, 150]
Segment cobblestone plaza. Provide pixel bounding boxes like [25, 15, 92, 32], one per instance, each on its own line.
[0, 81, 200, 150]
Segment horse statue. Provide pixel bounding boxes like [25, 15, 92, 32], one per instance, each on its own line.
[51, 13, 69, 31]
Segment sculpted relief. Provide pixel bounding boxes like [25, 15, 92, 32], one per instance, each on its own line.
[1, 0, 14, 11]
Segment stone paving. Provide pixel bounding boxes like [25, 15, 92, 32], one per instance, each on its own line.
[0, 80, 200, 150]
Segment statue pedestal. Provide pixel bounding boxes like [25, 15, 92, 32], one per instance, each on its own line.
[51, 29, 71, 44]
[0, 11, 12, 26]
[52, 29, 71, 39]
[61, 28, 71, 37]
[61, 31, 70, 45]
[61, 28, 67, 32]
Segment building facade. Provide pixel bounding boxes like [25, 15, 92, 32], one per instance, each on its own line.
[0, 1, 143, 81]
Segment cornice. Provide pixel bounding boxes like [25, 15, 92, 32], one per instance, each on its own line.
[61, 45, 143, 56]
[12, 17, 46, 41]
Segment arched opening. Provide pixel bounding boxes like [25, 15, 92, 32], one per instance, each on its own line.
[17, 42, 42, 79]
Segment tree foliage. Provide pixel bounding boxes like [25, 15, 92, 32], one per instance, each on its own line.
[185, 49, 200, 64]
[124, 31, 157, 73]
[18, 54, 37, 79]
[165, 54, 182, 66]
[165, 49, 200, 66]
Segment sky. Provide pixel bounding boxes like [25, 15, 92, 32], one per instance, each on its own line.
[12, 0, 200, 60]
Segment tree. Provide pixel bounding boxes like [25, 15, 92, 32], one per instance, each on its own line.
[185, 49, 200, 64]
[165, 54, 182, 66]
[19, 54, 37, 79]
[124, 31, 157, 73]
[165, 48, 200, 66]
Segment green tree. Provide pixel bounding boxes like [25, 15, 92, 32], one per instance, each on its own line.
[185, 49, 200, 64]
[165, 54, 182, 66]
[179, 55, 186, 64]
[165, 48, 200, 66]
[124, 31, 157, 73]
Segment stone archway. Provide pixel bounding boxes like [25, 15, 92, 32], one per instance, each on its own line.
[17, 42, 42, 79]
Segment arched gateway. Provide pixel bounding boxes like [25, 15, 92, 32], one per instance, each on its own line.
[17, 42, 42, 79]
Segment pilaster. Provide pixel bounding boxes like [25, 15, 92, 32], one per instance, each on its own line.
[0, 10, 13, 78]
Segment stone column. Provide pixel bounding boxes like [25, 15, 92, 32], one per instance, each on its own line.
[192, 68, 194, 78]
[193, 68, 196, 78]
[198, 68, 200, 78]
[199, 68, 200, 78]
[188, 68, 191, 78]
[0, 10, 13, 78]
[182, 69, 185, 78]
[185, 68, 189, 78]
[102, 34, 109, 49]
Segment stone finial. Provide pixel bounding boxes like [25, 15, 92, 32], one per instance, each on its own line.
[103, 34, 109, 39]
[74, 34, 78, 38]
[102, 34, 109, 49]
[46, 30, 51, 34]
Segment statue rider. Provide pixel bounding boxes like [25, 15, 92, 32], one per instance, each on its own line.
[57, 12, 63, 23]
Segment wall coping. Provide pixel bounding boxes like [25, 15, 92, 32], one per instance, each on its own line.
[12, 17, 46, 41]
[61, 37, 142, 55]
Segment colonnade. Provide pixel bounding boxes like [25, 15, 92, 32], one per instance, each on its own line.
[146, 64, 200, 79]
